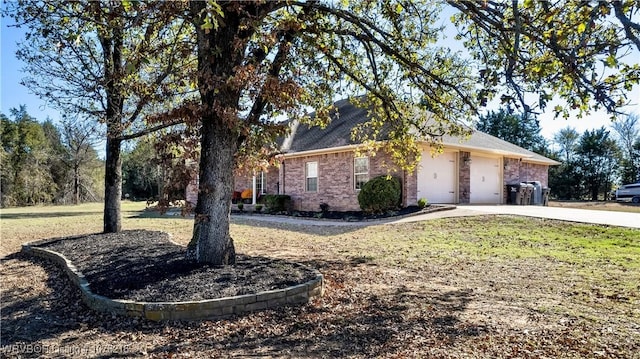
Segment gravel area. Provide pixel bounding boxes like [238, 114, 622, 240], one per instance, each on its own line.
[38, 230, 318, 302]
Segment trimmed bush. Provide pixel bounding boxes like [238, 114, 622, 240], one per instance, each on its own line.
[417, 198, 429, 209]
[260, 194, 292, 213]
[358, 175, 402, 213]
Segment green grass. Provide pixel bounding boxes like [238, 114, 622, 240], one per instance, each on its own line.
[327, 216, 640, 271]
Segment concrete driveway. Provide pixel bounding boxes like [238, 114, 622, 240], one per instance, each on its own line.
[388, 205, 640, 228]
[453, 205, 640, 229]
[233, 205, 640, 229]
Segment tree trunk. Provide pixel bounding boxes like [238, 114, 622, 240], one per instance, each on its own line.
[186, 117, 236, 265]
[74, 165, 80, 205]
[104, 135, 122, 233]
[186, 2, 248, 264]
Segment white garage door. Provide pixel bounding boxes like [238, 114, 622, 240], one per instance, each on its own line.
[417, 151, 457, 203]
[470, 155, 501, 204]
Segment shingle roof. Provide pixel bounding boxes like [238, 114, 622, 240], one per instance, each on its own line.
[441, 131, 560, 165]
[282, 99, 560, 165]
[284, 98, 370, 152]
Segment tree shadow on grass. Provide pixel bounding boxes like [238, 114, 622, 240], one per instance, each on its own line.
[0, 211, 102, 220]
[142, 259, 485, 358]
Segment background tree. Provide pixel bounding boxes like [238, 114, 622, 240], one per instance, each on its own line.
[553, 127, 581, 163]
[58, 120, 102, 204]
[0, 106, 103, 206]
[549, 126, 581, 200]
[611, 113, 640, 183]
[6, 1, 197, 232]
[0, 106, 57, 206]
[122, 134, 193, 205]
[575, 128, 621, 200]
[476, 108, 547, 152]
[122, 139, 161, 201]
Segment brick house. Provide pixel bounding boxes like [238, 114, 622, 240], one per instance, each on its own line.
[187, 99, 559, 211]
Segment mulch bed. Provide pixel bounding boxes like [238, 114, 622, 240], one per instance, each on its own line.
[36, 230, 318, 302]
[232, 204, 447, 221]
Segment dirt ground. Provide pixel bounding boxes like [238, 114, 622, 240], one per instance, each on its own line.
[1, 205, 639, 358]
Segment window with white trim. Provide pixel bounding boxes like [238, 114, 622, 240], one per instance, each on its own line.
[255, 171, 266, 195]
[306, 162, 318, 192]
[354, 157, 369, 190]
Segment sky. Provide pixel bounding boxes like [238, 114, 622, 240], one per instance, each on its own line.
[1, 6, 639, 146]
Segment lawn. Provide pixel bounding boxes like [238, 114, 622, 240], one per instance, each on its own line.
[1, 202, 639, 358]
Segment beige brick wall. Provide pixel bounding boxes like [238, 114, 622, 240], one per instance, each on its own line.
[281, 150, 403, 211]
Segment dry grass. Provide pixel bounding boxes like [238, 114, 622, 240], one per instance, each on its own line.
[549, 200, 640, 213]
[1, 202, 639, 358]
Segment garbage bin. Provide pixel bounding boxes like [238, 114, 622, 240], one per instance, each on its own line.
[542, 187, 550, 206]
[527, 181, 543, 205]
[516, 184, 527, 205]
[522, 183, 534, 205]
[506, 184, 521, 205]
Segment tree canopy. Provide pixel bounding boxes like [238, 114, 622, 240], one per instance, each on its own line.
[450, 0, 640, 118]
[476, 108, 547, 153]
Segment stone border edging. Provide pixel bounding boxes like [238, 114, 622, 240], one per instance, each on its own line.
[21, 237, 324, 321]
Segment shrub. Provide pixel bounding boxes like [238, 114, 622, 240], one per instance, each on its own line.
[254, 204, 263, 213]
[319, 202, 330, 213]
[260, 194, 292, 213]
[417, 198, 429, 209]
[237, 203, 244, 211]
[358, 175, 402, 213]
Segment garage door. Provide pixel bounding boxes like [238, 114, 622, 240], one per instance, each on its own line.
[417, 151, 457, 203]
[470, 155, 501, 204]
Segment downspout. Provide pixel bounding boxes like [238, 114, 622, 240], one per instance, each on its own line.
[282, 160, 286, 194]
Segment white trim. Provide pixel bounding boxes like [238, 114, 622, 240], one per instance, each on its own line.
[278, 144, 360, 159]
[279, 141, 559, 166]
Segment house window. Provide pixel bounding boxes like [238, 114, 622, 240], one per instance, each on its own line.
[354, 157, 369, 190]
[306, 162, 318, 192]
[255, 171, 266, 195]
